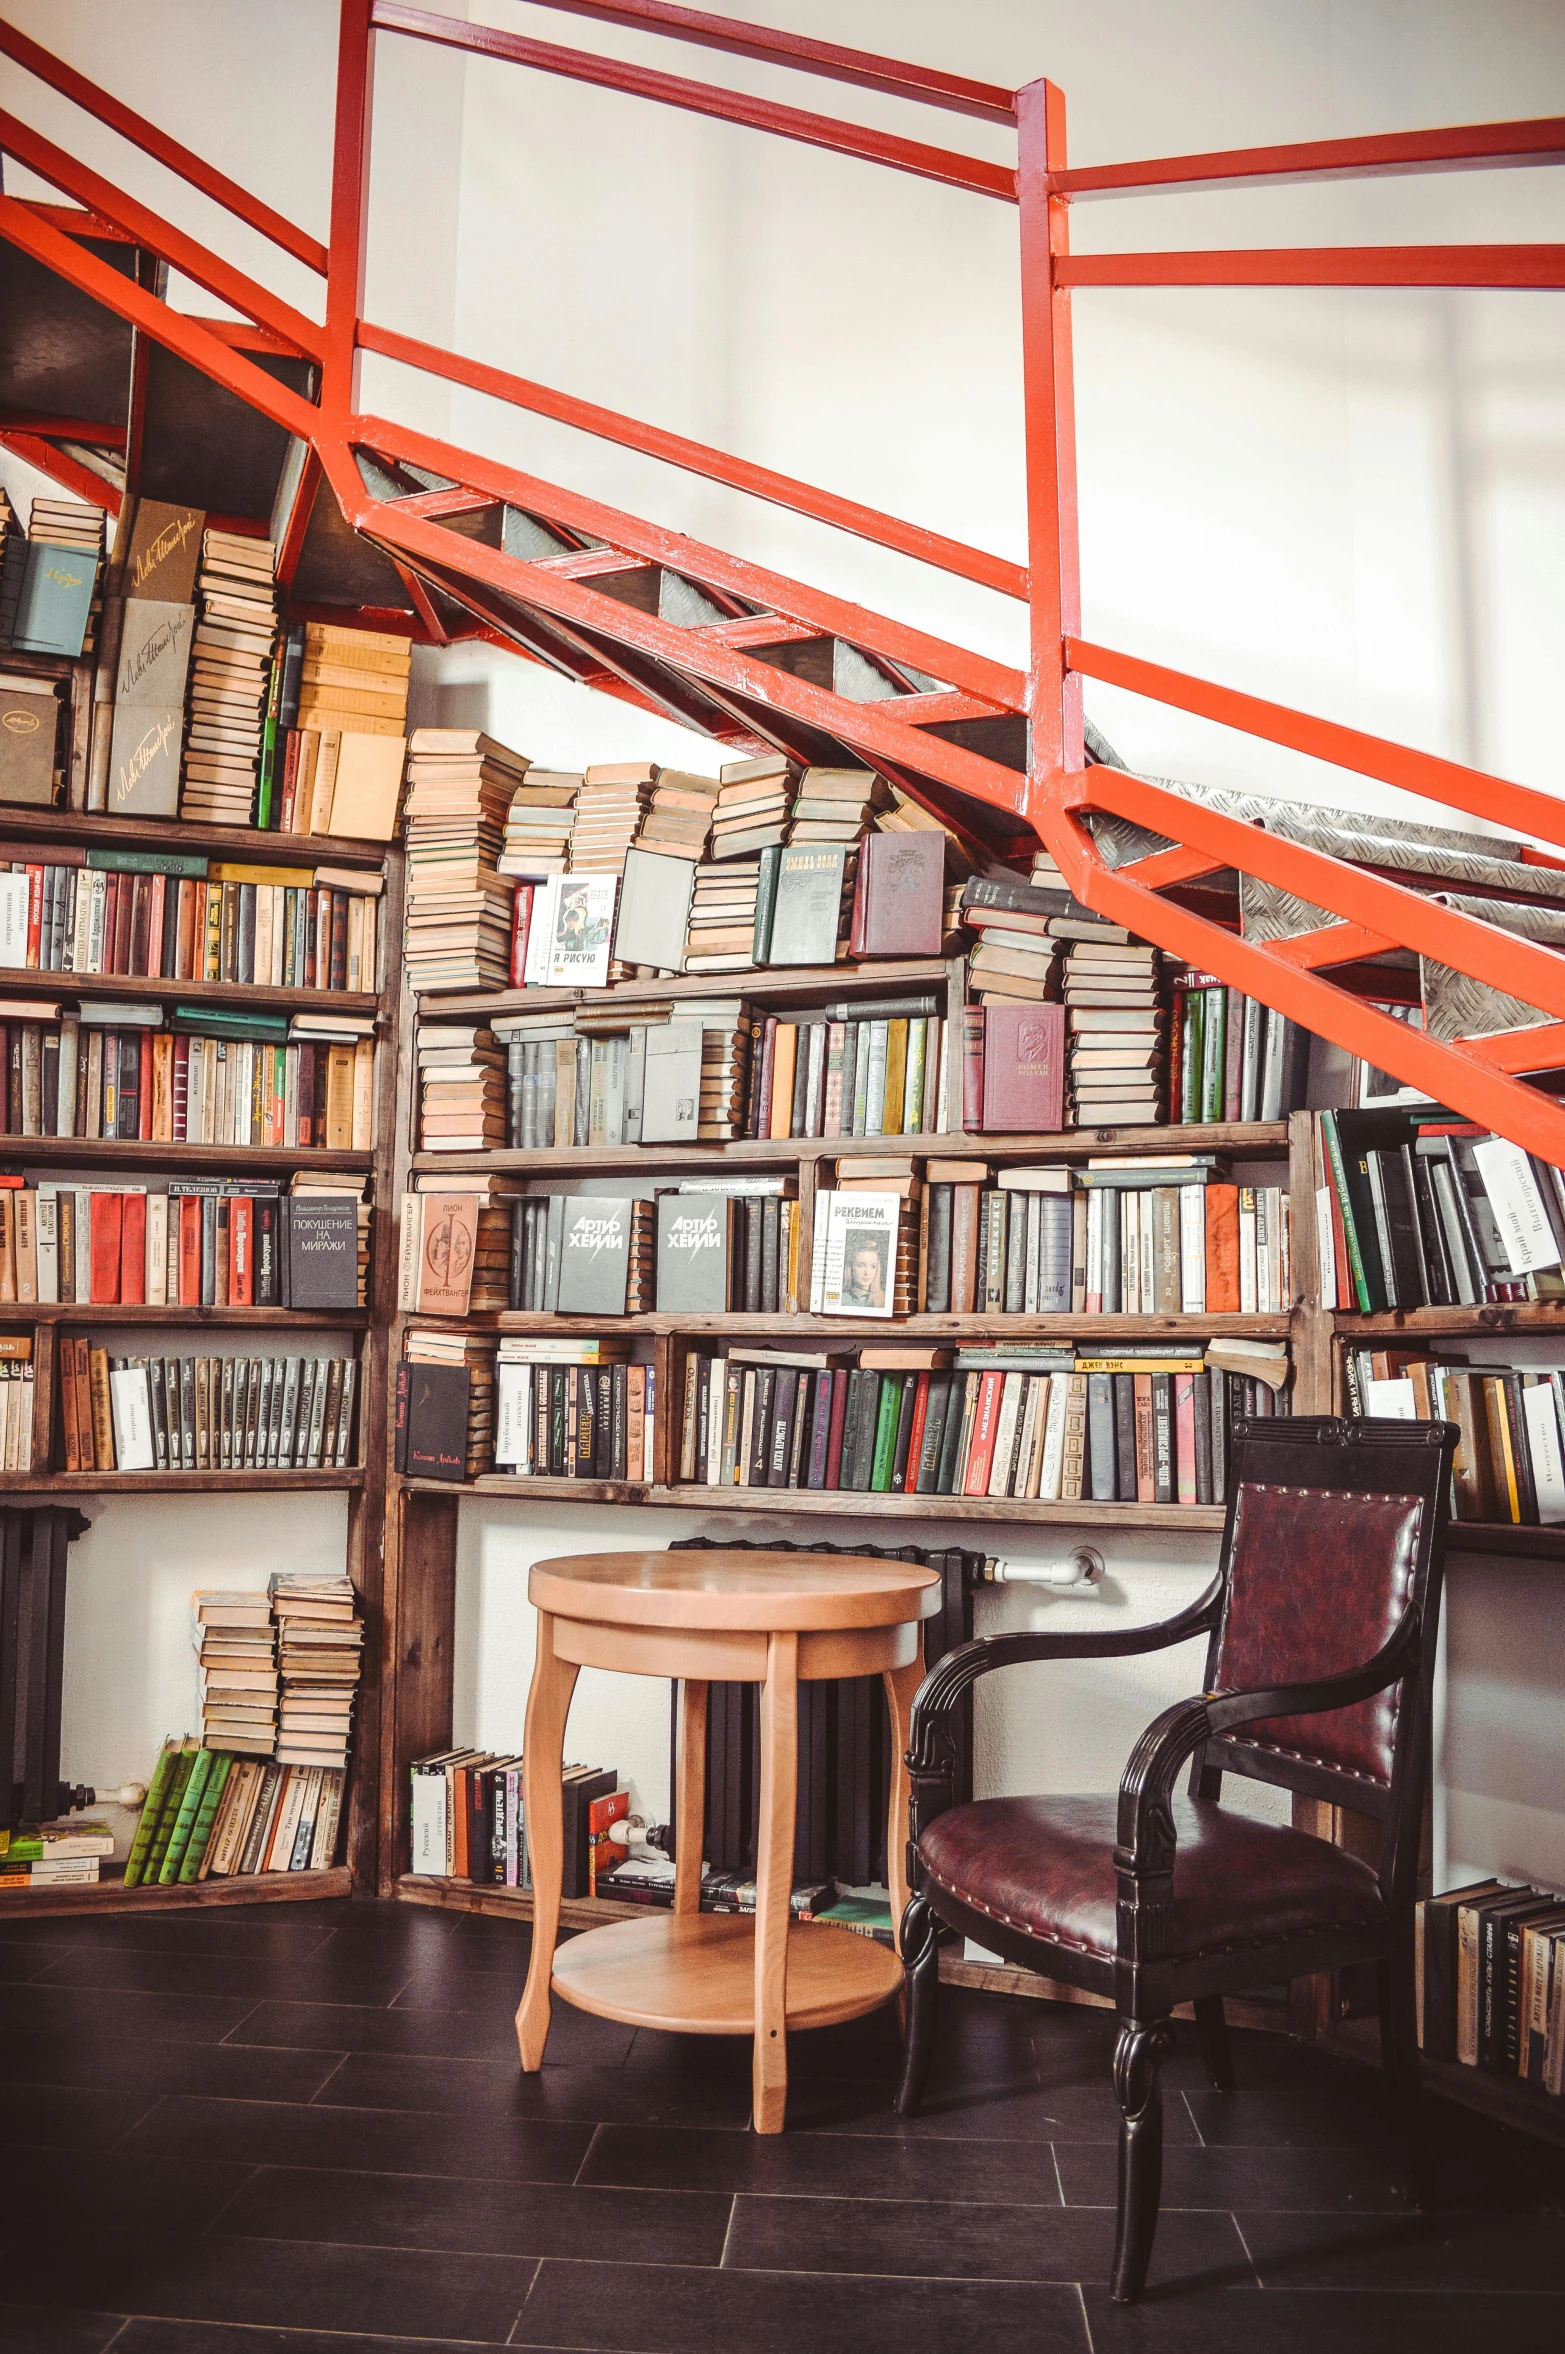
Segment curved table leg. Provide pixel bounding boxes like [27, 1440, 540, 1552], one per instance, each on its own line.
[753, 1630, 798, 2134]
[516, 1611, 579, 2072]
[882, 1654, 923, 1960]
[674, 1679, 708, 1917]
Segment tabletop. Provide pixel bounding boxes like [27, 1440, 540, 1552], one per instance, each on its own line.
[529, 1549, 944, 1631]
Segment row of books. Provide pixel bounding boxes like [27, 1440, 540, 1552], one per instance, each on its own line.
[0, 1180, 363, 1308]
[122, 1737, 346, 1886]
[61, 1345, 360, 1473]
[1418, 1878, 1565, 2092]
[493, 1002, 751, 1150]
[0, 1013, 375, 1149]
[408, 1751, 617, 1896]
[1347, 1351, 1565, 1526]
[676, 1340, 1288, 1501]
[1316, 1111, 1565, 1312]
[1171, 971, 1311, 1126]
[0, 855, 382, 992]
[746, 999, 951, 1140]
[0, 1335, 34, 1470]
[509, 1187, 801, 1317]
[492, 1345, 658, 1481]
[176, 527, 279, 827]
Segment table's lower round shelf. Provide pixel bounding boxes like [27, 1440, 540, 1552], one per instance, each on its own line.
[551, 1911, 903, 2036]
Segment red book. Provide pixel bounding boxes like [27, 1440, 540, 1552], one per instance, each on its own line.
[824, 1364, 851, 1489]
[119, 1191, 147, 1304]
[1204, 1184, 1241, 1314]
[138, 1030, 153, 1139]
[961, 1005, 985, 1130]
[146, 872, 166, 979]
[899, 1372, 930, 1492]
[111, 872, 134, 973]
[1174, 1371, 1198, 1504]
[175, 880, 197, 981]
[230, 1196, 253, 1305]
[963, 1370, 1004, 1497]
[178, 1196, 202, 1305]
[88, 1192, 123, 1304]
[855, 831, 944, 958]
[509, 884, 534, 987]
[981, 1002, 1065, 1134]
[296, 1043, 315, 1147]
[25, 866, 43, 968]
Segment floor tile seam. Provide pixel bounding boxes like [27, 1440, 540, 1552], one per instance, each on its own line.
[181, 2159, 736, 2194]
[571, 2124, 606, 2188]
[306, 2052, 354, 2104]
[33, 2314, 515, 2347]
[199, 2162, 269, 2236]
[1074, 2279, 1095, 2354]
[94, 2321, 134, 2353]
[1229, 2210, 1263, 2286]
[587, 2183, 1081, 2207]
[216, 2001, 269, 2044]
[176, 2224, 734, 2268]
[716, 2193, 739, 2268]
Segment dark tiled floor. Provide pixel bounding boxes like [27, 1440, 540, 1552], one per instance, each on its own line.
[0, 1899, 1561, 2353]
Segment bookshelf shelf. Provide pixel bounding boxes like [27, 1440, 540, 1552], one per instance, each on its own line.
[1443, 1522, 1565, 1560]
[3, 1304, 370, 1328]
[0, 1469, 364, 1494]
[0, 972, 380, 1018]
[1328, 2018, 1565, 2149]
[1339, 1305, 1565, 1337]
[484, 1310, 1295, 1341]
[412, 1120, 1290, 1178]
[424, 956, 957, 1020]
[394, 1473, 1230, 1530]
[0, 804, 388, 870]
[0, 1863, 353, 1920]
[0, 1139, 374, 1173]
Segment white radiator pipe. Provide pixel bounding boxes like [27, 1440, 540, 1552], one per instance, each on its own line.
[985, 1547, 1106, 1591]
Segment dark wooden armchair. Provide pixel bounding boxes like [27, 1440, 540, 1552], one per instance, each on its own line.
[897, 1415, 1457, 2303]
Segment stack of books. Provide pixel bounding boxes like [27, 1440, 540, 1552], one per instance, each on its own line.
[281, 624, 409, 840]
[494, 1338, 657, 1482]
[636, 767, 720, 863]
[416, 1018, 506, 1152]
[1064, 936, 1167, 1127]
[568, 762, 656, 873]
[400, 1327, 496, 1480]
[124, 1737, 345, 1884]
[180, 529, 277, 826]
[270, 1571, 363, 1770]
[684, 858, 761, 970]
[498, 767, 578, 878]
[0, 501, 101, 659]
[0, 1817, 114, 1892]
[298, 621, 410, 741]
[31, 497, 105, 561]
[193, 1588, 278, 1755]
[403, 730, 520, 990]
[790, 766, 889, 844]
[697, 1001, 752, 1139]
[711, 753, 796, 858]
[962, 890, 1064, 1006]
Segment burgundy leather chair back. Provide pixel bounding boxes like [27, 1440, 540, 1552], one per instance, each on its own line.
[1197, 1418, 1453, 1837]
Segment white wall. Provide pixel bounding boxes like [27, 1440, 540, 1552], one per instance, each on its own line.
[6, 3, 1565, 1893]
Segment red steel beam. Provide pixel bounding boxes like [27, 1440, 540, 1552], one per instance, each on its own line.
[1116, 842, 1230, 890]
[1068, 638, 1565, 854]
[349, 411, 1025, 710]
[0, 197, 320, 441]
[1041, 789, 1565, 1164]
[1017, 80, 1084, 812]
[465, 1, 1017, 124]
[1054, 114, 1565, 199]
[0, 430, 121, 512]
[324, 0, 375, 425]
[12, 198, 130, 242]
[1057, 244, 1565, 289]
[0, 16, 328, 273]
[0, 106, 325, 357]
[357, 320, 1026, 598]
[370, 6, 1016, 203]
[1468, 1024, 1565, 1075]
[1268, 921, 1401, 969]
[0, 412, 125, 444]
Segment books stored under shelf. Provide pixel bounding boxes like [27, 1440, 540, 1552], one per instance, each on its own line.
[123, 1735, 346, 1885]
[676, 1337, 1290, 1504]
[497, 998, 753, 1148]
[59, 1342, 359, 1474]
[1, 1174, 365, 1309]
[0, 1816, 115, 1890]
[1418, 1878, 1565, 2094]
[1343, 1345, 1565, 1527]
[0, 848, 382, 993]
[1317, 1109, 1565, 1313]
[494, 1339, 657, 1483]
[0, 1006, 375, 1149]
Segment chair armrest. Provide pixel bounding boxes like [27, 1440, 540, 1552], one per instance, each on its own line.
[1115, 1609, 1422, 1874]
[905, 1574, 1223, 1847]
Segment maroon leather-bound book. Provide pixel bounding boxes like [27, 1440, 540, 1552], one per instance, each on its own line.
[855, 831, 944, 957]
[981, 1001, 1065, 1133]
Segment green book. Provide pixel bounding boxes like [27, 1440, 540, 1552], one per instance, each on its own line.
[122, 1740, 181, 1889]
[178, 1751, 233, 1882]
[1321, 1110, 1373, 1312]
[142, 1741, 200, 1884]
[255, 638, 285, 830]
[10, 539, 98, 658]
[159, 1745, 216, 1883]
[170, 1004, 289, 1042]
[1201, 987, 1225, 1123]
[752, 842, 783, 966]
[87, 846, 210, 878]
[815, 1893, 894, 1944]
[1179, 989, 1204, 1123]
[869, 1374, 902, 1493]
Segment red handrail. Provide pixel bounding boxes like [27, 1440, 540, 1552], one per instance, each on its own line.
[1055, 113, 1565, 197]
[1059, 244, 1565, 288]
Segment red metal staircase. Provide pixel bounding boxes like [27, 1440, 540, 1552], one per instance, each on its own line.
[3, 4, 1565, 1152]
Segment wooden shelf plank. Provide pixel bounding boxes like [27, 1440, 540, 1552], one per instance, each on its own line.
[0, 972, 379, 1017]
[418, 957, 954, 1018]
[1445, 1522, 1565, 1560]
[479, 1310, 1293, 1341]
[1, 1305, 368, 1328]
[393, 1474, 1229, 1529]
[0, 1139, 373, 1173]
[0, 1469, 364, 1494]
[0, 805, 387, 869]
[414, 1120, 1289, 1177]
[1340, 1304, 1565, 1336]
[0, 1865, 352, 1919]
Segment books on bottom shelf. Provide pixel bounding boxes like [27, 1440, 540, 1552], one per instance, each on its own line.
[1345, 1349, 1565, 1528]
[409, 1751, 611, 1898]
[493, 1340, 656, 1482]
[270, 1571, 363, 1768]
[121, 1735, 346, 1886]
[62, 1344, 359, 1472]
[1418, 1878, 1565, 2095]
[0, 1818, 116, 1889]
[0, 1333, 34, 1468]
[678, 1337, 1290, 1504]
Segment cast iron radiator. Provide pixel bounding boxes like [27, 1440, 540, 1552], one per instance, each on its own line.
[1, 1506, 92, 1829]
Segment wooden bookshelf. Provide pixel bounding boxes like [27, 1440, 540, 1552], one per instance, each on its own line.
[0, 1864, 352, 1919]
[426, 955, 957, 1020]
[4, 1304, 370, 1328]
[1, 1468, 365, 1494]
[485, 1309, 1294, 1341]
[0, 1137, 373, 1173]
[401, 1474, 1230, 1530]
[0, 973, 379, 1017]
[0, 802, 388, 869]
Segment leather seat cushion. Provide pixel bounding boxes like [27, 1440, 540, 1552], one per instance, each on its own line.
[919, 1793, 1385, 1966]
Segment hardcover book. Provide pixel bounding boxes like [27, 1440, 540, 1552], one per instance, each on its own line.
[556, 1195, 636, 1314]
[284, 1197, 359, 1309]
[854, 830, 944, 957]
[640, 1021, 703, 1144]
[817, 1190, 898, 1318]
[546, 875, 617, 986]
[405, 1363, 470, 1481]
[0, 678, 60, 804]
[656, 1191, 732, 1311]
[613, 846, 693, 972]
[123, 499, 205, 604]
[981, 1001, 1066, 1133]
[766, 845, 849, 967]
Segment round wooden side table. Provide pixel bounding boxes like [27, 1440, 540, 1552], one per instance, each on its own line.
[515, 1548, 943, 2132]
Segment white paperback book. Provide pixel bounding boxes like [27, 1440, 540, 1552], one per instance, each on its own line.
[1472, 1137, 1561, 1276]
[1521, 1382, 1565, 1523]
[817, 1190, 898, 1318]
[0, 869, 28, 965]
[108, 1364, 156, 1469]
[494, 1361, 533, 1468]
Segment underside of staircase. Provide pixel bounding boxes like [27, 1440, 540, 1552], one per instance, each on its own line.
[3, 3, 1564, 1152]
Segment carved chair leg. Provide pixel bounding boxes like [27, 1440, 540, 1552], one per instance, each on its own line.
[1111, 2016, 1175, 2304]
[1193, 1993, 1236, 2092]
[1377, 1944, 1426, 2209]
[895, 1890, 940, 2118]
